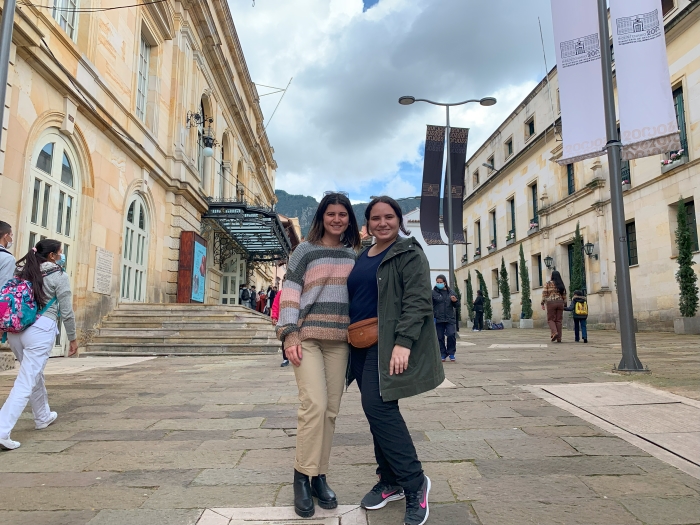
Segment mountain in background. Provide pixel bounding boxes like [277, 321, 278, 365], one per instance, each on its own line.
[275, 190, 420, 237]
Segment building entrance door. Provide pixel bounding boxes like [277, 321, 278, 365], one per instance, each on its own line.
[24, 130, 81, 357]
[220, 255, 246, 305]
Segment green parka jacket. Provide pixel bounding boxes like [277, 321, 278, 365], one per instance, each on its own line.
[348, 236, 445, 402]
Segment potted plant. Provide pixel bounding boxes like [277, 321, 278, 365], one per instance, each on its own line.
[661, 149, 685, 168]
[674, 198, 700, 334]
[528, 218, 539, 235]
[506, 231, 515, 246]
[488, 241, 497, 253]
[474, 247, 481, 260]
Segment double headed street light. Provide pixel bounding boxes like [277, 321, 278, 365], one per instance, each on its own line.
[399, 96, 497, 289]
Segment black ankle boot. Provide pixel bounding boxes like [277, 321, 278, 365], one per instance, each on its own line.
[294, 469, 315, 517]
[311, 474, 338, 509]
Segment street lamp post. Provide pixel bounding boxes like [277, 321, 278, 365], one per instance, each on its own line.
[399, 96, 496, 289]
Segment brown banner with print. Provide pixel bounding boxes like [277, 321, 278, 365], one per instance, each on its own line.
[444, 127, 468, 244]
[420, 125, 446, 246]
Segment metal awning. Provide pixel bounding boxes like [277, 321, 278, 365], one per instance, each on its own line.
[202, 199, 292, 265]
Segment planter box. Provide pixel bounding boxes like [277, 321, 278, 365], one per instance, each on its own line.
[674, 317, 700, 335]
[622, 182, 631, 192]
[506, 238, 515, 246]
[488, 246, 497, 254]
[501, 320, 512, 329]
[661, 156, 688, 174]
[527, 226, 539, 236]
[519, 319, 534, 329]
[473, 254, 481, 260]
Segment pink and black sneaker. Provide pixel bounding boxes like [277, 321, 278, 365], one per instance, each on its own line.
[361, 480, 405, 510]
[404, 475, 431, 525]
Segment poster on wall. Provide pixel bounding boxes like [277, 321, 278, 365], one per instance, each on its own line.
[191, 241, 207, 303]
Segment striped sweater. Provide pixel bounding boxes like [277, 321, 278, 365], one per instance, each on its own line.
[276, 242, 356, 349]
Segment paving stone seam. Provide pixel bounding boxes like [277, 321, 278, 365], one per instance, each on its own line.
[526, 385, 700, 481]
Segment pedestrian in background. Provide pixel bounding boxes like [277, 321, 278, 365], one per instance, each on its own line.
[239, 284, 251, 307]
[249, 285, 257, 309]
[472, 290, 484, 331]
[432, 274, 457, 362]
[541, 270, 567, 343]
[564, 290, 588, 343]
[0, 221, 15, 287]
[276, 192, 361, 518]
[0, 239, 77, 451]
[347, 196, 443, 525]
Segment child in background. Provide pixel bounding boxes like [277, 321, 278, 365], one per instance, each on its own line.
[564, 290, 588, 343]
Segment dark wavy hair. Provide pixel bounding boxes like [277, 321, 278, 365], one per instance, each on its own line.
[307, 193, 361, 250]
[364, 196, 411, 237]
[15, 239, 62, 309]
[435, 274, 450, 292]
[550, 270, 566, 295]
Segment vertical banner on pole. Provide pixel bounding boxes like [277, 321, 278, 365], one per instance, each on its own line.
[444, 127, 468, 244]
[610, 0, 681, 160]
[421, 125, 447, 245]
[551, 0, 608, 165]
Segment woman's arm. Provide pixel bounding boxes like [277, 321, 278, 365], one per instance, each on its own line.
[276, 245, 308, 350]
[394, 250, 434, 350]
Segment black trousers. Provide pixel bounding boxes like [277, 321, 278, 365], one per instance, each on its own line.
[435, 322, 456, 358]
[474, 311, 484, 330]
[350, 345, 424, 493]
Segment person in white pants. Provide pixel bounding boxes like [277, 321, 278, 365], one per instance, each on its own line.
[0, 239, 78, 451]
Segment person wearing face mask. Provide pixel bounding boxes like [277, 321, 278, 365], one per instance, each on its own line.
[0, 239, 78, 450]
[347, 196, 444, 525]
[432, 275, 458, 362]
[0, 222, 15, 288]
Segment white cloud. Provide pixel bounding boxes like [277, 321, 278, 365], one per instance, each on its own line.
[231, 0, 555, 200]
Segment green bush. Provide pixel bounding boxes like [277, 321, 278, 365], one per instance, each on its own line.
[519, 244, 533, 319]
[676, 199, 699, 317]
[499, 257, 511, 320]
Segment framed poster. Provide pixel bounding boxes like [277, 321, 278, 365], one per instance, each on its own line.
[177, 231, 208, 303]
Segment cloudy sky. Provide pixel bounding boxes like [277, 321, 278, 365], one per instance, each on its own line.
[230, 0, 556, 202]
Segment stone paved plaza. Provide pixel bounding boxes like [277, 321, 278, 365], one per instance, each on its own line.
[1, 328, 700, 525]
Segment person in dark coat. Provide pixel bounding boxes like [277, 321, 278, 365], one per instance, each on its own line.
[564, 290, 588, 343]
[473, 290, 484, 331]
[432, 274, 458, 362]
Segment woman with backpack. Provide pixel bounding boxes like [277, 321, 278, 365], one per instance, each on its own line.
[0, 239, 77, 450]
[541, 270, 567, 343]
[276, 192, 361, 518]
[347, 196, 444, 525]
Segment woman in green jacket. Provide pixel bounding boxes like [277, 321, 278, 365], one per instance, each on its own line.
[346, 196, 444, 525]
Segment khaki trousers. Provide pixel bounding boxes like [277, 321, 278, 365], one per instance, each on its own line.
[292, 338, 349, 477]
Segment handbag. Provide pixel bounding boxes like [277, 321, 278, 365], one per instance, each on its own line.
[347, 317, 378, 349]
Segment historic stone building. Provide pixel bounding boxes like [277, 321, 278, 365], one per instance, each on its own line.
[456, 0, 699, 331]
[0, 0, 289, 355]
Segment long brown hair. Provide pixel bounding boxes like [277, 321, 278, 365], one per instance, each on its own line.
[364, 196, 411, 236]
[15, 239, 62, 308]
[307, 192, 361, 250]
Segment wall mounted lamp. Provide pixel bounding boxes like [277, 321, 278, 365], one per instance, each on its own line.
[544, 255, 555, 270]
[584, 242, 599, 260]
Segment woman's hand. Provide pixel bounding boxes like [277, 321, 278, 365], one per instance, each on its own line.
[68, 340, 79, 357]
[286, 345, 303, 367]
[389, 345, 411, 375]
[450, 295, 457, 303]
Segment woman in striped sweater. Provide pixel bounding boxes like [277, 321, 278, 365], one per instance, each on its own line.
[277, 192, 361, 518]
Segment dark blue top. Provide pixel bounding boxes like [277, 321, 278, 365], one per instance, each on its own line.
[347, 244, 393, 324]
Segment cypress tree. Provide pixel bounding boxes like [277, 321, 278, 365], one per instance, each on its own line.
[500, 257, 511, 320]
[476, 270, 492, 321]
[466, 271, 475, 322]
[676, 199, 699, 317]
[570, 221, 585, 294]
[519, 244, 533, 319]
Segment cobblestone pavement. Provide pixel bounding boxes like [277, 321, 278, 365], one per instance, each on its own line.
[1, 328, 699, 525]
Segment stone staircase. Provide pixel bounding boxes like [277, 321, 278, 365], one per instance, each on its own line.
[84, 303, 280, 356]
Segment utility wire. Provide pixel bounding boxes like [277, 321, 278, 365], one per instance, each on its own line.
[263, 77, 292, 131]
[18, 0, 167, 13]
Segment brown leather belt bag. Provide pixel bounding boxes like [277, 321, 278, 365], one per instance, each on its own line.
[348, 317, 378, 348]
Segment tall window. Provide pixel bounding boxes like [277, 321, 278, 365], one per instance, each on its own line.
[490, 210, 497, 247]
[673, 87, 688, 156]
[136, 35, 151, 122]
[475, 221, 481, 252]
[121, 195, 150, 302]
[511, 262, 519, 292]
[525, 117, 535, 139]
[684, 201, 699, 252]
[626, 221, 638, 266]
[505, 139, 513, 158]
[492, 269, 500, 298]
[531, 183, 538, 224]
[487, 155, 495, 173]
[662, 0, 675, 16]
[567, 164, 575, 195]
[536, 254, 543, 287]
[52, 0, 78, 40]
[509, 198, 516, 236]
[473, 169, 479, 188]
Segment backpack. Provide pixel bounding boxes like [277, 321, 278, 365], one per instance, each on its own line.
[0, 278, 56, 337]
[574, 299, 588, 317]
[241, 288, 250, 302]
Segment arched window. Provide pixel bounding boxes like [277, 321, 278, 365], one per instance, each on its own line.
[120, 194, 150, 302]
[26, 128, 81, 356]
